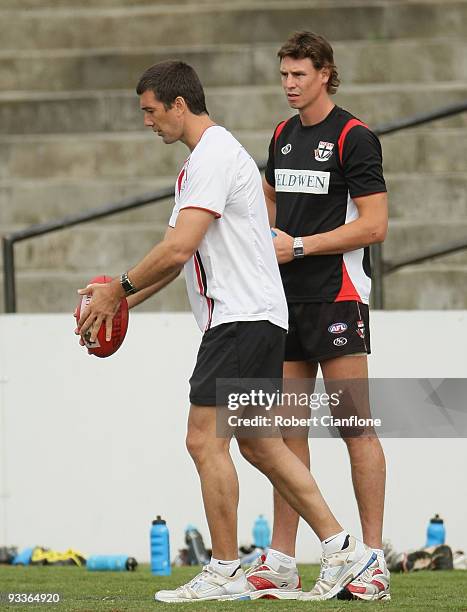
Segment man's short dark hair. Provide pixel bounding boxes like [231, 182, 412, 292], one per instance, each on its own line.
[136, 60, 208, 115]
[278, 31, 340, 95]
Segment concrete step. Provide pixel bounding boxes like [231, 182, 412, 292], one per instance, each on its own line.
[1, 82, 467, 135]
[1, 264, 466, 314]
[0, 270, 190, 314]
[2, 172, 467, 228]
[384, 265, 467, 309]
[4, 219, 466, 273]
[2, 38, 466, 91]
[0, 133, 187, 179]
[381, 128, 467, 174]
[6, 223, 168, 272]
[388, 173, 467, 220]
[0, 178, 173, 226]
[384, 220, 467, 266]
[1, 1, 466, 51]
[1, 127, 467, 180]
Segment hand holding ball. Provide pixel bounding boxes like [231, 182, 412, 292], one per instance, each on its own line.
[76, 275, 129, 358]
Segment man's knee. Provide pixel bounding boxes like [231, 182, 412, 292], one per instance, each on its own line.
[186, 429, 230, 466]
[185, 430, 206, 464]
[238, 439, 273, 470]
[283, 435, 310, 467]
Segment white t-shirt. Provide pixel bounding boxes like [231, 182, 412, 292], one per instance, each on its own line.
[169, 125, 288, 333]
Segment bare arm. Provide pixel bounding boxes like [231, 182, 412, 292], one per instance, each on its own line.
[272, 192, 388, 263]
[303, 192, 388, 255]
[263, 177, 277, 227]
[78, 208, 216, 340]
[125, 226, 181, 309]
[126, 269, 181, 309]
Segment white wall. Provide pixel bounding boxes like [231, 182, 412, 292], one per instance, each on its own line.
[0, 312, 466, 564]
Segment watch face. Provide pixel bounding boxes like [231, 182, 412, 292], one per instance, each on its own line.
[293, 237, 304, 258]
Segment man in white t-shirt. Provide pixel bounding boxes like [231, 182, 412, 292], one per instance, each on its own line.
[77, 60, 376, 603]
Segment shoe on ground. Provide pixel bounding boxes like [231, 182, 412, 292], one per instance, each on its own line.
[154, 565, 251, 602]
[453, 550, 467, 570]
[299, 535, 376, 601]
[245, 553, 302, 600]
[338, 553, 391, 601]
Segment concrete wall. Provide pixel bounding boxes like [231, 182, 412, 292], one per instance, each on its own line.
[0, 311, 466, 563]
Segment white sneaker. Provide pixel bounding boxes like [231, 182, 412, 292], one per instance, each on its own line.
[454, 550, 467, 570]
[154, 565, 251, 603]
[245, 553, 302, 600]
[299, 535, 376, 601]
[338, 554, 391, 601]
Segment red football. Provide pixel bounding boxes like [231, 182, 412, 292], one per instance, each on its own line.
[76, 275, 129, 358]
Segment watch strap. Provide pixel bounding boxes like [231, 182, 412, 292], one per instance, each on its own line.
[120, 272, 137, 296]
[293, 236, 305, 259]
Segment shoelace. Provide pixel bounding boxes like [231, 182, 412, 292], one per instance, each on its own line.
[310, 555, 337, 595]
[181, 565, 213, 591]
[244, 554, 266, 576]
[174, 566, 225, 599]
[361, 557, 379, 578]
[319, 555, 330, 579]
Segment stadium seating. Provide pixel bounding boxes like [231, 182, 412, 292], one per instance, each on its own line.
[0, 0, 466, 311]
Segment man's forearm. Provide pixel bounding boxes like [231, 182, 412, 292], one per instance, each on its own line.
[265, 194, 276, 227]
[125, 239, 187, 293]
[126, 269, 181, 309]
[263, 177, 277, 227]
[303, 218, 386, 256]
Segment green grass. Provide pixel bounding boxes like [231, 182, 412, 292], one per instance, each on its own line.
[0, 564, 466, 611]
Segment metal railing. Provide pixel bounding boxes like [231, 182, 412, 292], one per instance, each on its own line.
[3, 100, 467, 313]
[371, 238, 467, 309]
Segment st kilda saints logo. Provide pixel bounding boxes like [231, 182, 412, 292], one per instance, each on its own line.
[314, 141, 334, 162]
[357, 319, 366, 339]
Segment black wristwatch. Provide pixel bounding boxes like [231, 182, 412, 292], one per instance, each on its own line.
[120, 272, 137, 296]
[293, 237, 305, 259]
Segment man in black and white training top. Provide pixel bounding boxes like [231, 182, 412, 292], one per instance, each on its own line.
[77, 60, 377, 603]
[245, 32, 390, 602]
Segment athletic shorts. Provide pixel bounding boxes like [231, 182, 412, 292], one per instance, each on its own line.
[285, 301, 371, 363]
[189, 320, 286, 406]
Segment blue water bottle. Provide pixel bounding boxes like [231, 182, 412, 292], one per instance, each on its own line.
[253, 515, 271, 549]
[426, 514, 446, 547]
[151, 515, 171, 575]
[87, 555, 137, 571]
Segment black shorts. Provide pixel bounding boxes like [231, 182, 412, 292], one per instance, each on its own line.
[190, 320, 286, 406]
[285, 301, 371, 363]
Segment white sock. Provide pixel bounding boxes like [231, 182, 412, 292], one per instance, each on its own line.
[321, 530, 350, 555]
[265, 548, 296, 572]
[209, 557, 241, 578]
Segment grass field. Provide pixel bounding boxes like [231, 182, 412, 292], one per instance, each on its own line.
[1, 564, 466, 611]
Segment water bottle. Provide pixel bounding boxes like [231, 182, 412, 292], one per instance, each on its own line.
[185, 525, 210, 565]
[87, 555, 137, 571]
[12, 547, 34, 566]
[151, 515, 171, 575]
[252, 515, 271, 549]
[426, 514, 446, 547]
